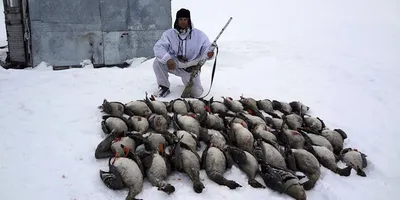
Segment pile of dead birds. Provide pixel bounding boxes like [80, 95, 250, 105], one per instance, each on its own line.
[94, 93, 368, 200]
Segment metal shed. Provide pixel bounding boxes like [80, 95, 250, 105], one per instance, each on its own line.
[1, 0, 172, 69]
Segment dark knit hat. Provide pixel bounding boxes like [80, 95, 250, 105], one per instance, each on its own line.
[174, 8, 192, 31]
[176, 8, 190, 19]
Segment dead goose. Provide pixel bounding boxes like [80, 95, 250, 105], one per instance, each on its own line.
[188, 98, 210, 114]
[172, 113, 208, 140]
[321, 129, 348, 155]
[251, 123, 278, 144]
[289, 101, 310, 115]
[255, 98, 283, 118]
[168, 98, 190, 114]
[312, 145, 352, 176]
[147, 113, 171, 134]
[271, 118, 289, 130]
[298, 128, 334, 152]
[243, 109, 281, 127]
[225, 145, 265, 188]
[220, 110, 267, 130]
[283, 113, 303, 130]
[277, 129, 305, 149]
[275, 118, 305, 149]
[226, 122, 255, 152]
[208, 97, 228, 114]
[136, 131, 175, 153]
[201, 144, 242, 189]
[144, 92, 169, 115]
[95, 131, 144, 159]
[268, 130, 299, 173]
[168, 138, 205, 193]
[301, 114, 326, 133]
[291, 148, 321, 190]
[99, 99, 125, 116]
[173, 130, 200, 152]
[95, 130, 119, 159]
[259, 162, 306, 200]
[272, 100, 293, 115]
[101, 115, 129, 136]
[239, 95, 259, 111]
[124, 100, 152, 117]
[224, 116, 249, 129]
[201, 112, 226, 131]
[257, 99, 284, 119]
[253, 139, 288, 170]
[222, 96, 244, 113]
[201, 129, 229, 150]
[140, 146, 175, 194]
[300, 132, 351, 176]
[110, 136, 137, 157]
[127, 115, 149, 134]
[268, 110, 285, 119]
[100, 146, 144, 200]
[256, 99, 274, 113]
[339, 148, 368, 177]
[284, 129, 305, 150]
[239, 110, 268, 127]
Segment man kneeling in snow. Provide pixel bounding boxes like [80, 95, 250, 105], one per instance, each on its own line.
[152, 8, 215, 98]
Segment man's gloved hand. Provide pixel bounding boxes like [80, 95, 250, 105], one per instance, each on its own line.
[176, 58, 201, 69]
[207, 51, 214, 58]
[167, 59, 175, 70]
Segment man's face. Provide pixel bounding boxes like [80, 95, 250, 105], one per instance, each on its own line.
[178, 18, 189, 29]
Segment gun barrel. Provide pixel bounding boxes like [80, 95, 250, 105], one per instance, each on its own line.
[212, 17, 233, 44]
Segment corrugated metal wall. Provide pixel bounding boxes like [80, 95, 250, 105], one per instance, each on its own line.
[27, 0, 171, 67]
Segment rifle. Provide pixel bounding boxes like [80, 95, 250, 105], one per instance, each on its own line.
[181, 17, 233, 98]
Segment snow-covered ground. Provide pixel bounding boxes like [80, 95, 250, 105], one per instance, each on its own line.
[1, 0, 400, 199]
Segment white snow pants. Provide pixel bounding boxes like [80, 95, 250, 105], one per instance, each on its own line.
[153, 59, 204, 98]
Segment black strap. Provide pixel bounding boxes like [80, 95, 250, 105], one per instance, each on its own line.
[177, 30, 191, 59]
[199, 45, 219, 99]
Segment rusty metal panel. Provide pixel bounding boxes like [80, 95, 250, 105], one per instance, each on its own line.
[4, 5, 27, 63]
[102, 30, 164, 64]
[6, 24, 25, 62]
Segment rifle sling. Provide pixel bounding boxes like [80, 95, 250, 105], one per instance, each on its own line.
[199, 45, 219, 99]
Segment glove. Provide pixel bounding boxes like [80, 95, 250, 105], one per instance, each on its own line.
[207, 51, 214, 58]
[167, 59, 176, 70]
[176, 58, 202, 69]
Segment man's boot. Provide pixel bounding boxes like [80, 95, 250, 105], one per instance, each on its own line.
[153, 85, 170, 97]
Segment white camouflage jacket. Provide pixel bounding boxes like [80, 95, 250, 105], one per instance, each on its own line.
[153, 23, 213, 68]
